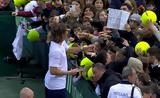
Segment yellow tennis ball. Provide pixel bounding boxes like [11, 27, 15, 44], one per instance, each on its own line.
[68, 43, 74, 48]
[135, 41, 150, 55]
[141, 10, 157, 25]
[14, 0, 28, 7]
[27, 29, 40, 42]
[14, 0, 22, 7]
[87, 67, 93, 80]
[80, 57, 94, 69]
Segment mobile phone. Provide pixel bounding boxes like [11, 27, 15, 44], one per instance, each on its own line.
[69, 5, 76, 12]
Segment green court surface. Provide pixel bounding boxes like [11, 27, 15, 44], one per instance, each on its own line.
[0, 77, 45, 98]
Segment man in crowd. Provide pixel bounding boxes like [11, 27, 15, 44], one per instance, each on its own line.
[92, 63, 121, 98]
[20, 87, 34, 98]
[108, 66, 142, 98]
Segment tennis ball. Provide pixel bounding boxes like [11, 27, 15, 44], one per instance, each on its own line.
[135, 41, 150, 55]
[14, 0, 22, 7]
[27, 29, 40, 42]
[87, 67, 93, 80]
[141, 10, 157, 25]
[68, 43, 74, 48]
[80, 57, 94, 69]
[14, 0, 28, 7]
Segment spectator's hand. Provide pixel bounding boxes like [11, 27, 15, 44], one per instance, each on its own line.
[125, 24, 131, 32]
[86, 52, 96, 57]
[99, 32, 112, 40]
[147, 20, 159, 33]
[83, 16, 93, 22]
[66, 11, 73, 17]
[12, 12, 17, 16]
[68, 37, 75, 42]
[148, 20, 154, 28]
[77, 32, 88, 39]
[122, 38, 129, 46]
[69, 68, 80, 76]
[83, 44, 95, 52]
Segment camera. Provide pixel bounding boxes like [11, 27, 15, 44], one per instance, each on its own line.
[69, 5, 76, 12]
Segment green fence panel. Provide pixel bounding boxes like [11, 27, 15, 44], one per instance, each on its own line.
[0, 11, 16, 56]
[0, 11, 17, 76]
[66, 76, 99, 98]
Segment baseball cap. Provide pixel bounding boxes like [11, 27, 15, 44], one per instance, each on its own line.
[127, 57, 143, 73]
[129, 13, 141, 24]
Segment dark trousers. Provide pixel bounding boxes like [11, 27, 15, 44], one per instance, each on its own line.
[45, 87, 67, 98]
